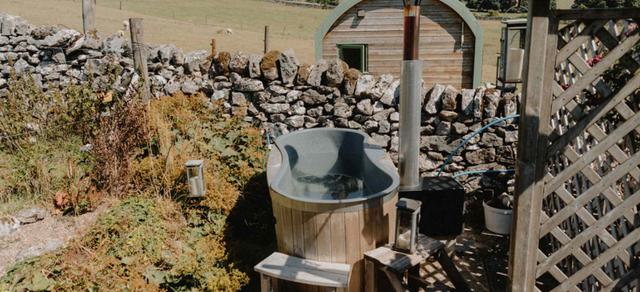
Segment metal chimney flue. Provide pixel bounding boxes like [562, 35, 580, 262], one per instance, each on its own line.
[398, 1, 422, 190]
[397, 2, 465, 238]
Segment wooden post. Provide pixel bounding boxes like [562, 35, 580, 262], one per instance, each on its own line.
[364, 258, 376, 292]
[259, 274, 271, 292]
[210, 38, 217, 57]
[82, 0, 96, 34]
[119, 1, 122, 10]
[129, 18, 151, 101]
[264, 25, 270, 54]
[508, 0, 555, 291]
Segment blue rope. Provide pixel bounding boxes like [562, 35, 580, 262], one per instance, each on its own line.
[436, 114, 520, 176]
[452, 169, 515, 178]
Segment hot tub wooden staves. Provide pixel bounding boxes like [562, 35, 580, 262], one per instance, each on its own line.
[270, 190, 398, 292]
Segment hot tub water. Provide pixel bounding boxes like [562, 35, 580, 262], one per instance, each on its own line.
[294, 174, 368, 200]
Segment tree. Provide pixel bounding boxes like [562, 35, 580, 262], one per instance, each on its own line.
[572, 0, 640, 8]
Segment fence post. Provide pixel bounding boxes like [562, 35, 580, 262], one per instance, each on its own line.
[264, 25, 270, 54]
[508, 0, 556, 291]
[82, 0, 96, 34]
[129, 18, 151, 101]
[210, 38, 217, 57]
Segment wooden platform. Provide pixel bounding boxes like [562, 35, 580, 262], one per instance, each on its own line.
[364, 234, 469, 292]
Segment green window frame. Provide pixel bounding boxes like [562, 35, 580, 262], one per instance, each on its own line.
[337, 44, 368, 73]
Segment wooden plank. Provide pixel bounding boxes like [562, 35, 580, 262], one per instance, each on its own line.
[323, 0, 476, 90]
[344, 211, 361, 292]
[435, 249, 470, 291]
[596, 28, 640, 73]
[554, 8, 640, 20]
[381, 267, 404, 292]
[552, 98, 640, 184]
[536, 190, 630, 272]
[82, 0, 96, 35]
[303, 211, 318, 261]
[344, 212, 361, 265]
[551, 227, 640, 291]
[364, 235, 443, 272]
[555, 20, 606, 66]
[273, 201, 284, 252]
[128, 18, 151, 101]
[546, 109, 640, 192]
[359, 208, 377, 256]
[563, 146, 637, 225]
[291, 208, 305, 257]
[601, 267, 640, 292]
[541, 150, 640, 235]
[316, 213, 332, 262]
[551, 32, 640, 113]
[546, 186, 631, 266]
[280, 205, 293, 255]
[509, 1, 555, 291]
[543, 225, 613, 286]
[254, 252, 351, 288]
[539, 188, 640, 280]
[364, 258, 376, 292]
[547, 72, 640, 156]
[330, 212, 346, 263]
[263, 25, 269, 54]
[260, 274, 271, 292]
[536, 250, 575, 289]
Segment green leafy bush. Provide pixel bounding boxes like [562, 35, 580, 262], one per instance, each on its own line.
[0, 74, 100, 214]
[0, 197, 249, 291]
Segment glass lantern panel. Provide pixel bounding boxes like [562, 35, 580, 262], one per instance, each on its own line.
[396, 212, 413, 250]
[188, 167, 199, 178]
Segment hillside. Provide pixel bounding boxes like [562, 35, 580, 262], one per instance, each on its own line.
[0, 0, 516, 83]
[0, 0, 329, 62]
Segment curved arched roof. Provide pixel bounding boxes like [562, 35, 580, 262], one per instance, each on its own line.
[314, 0, 484, 87]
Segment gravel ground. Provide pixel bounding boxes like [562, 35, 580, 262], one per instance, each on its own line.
[0, 204, 109, 277]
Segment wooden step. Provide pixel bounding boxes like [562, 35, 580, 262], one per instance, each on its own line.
[254, 252, 351, 288]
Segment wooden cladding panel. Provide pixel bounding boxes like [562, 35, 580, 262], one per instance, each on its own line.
[272, 192, 398, 292]
[321, 0, 476, 89]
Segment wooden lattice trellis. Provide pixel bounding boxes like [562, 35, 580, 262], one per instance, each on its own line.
[510, 5, 640, 292]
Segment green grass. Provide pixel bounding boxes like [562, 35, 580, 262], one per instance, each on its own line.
[1, 0, 327, 62]
[0, 138, 91, 215]
[98, 0, 329, 40]
[3, 0, 510, 83]
[557, 0, 575, 8]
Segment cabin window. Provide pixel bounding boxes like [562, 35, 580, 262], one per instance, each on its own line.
[337, 44, 368, 72]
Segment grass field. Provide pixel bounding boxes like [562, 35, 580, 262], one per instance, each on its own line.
[1, 0, 328, 62]
[0, 0, 556, 84]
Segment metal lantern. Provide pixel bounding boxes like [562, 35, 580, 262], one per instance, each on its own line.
[186, 160, 205, 197]
[394, 198, 422, 254]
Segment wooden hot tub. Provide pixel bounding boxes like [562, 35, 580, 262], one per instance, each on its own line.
[267, 128, 400, 292]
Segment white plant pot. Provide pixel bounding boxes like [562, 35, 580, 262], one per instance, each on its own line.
[483, 201, 513, 235]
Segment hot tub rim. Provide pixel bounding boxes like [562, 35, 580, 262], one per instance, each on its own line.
[267, 128, 400, 205]
[270, 187, 398, 212]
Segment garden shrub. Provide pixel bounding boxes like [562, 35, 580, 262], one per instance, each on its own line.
[0, 197, 249, 291]
[0, 85, 269, 291]
[0, 74, 100, 214]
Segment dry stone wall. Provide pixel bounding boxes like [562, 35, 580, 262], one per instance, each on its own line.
[0, 14, 518, 192]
